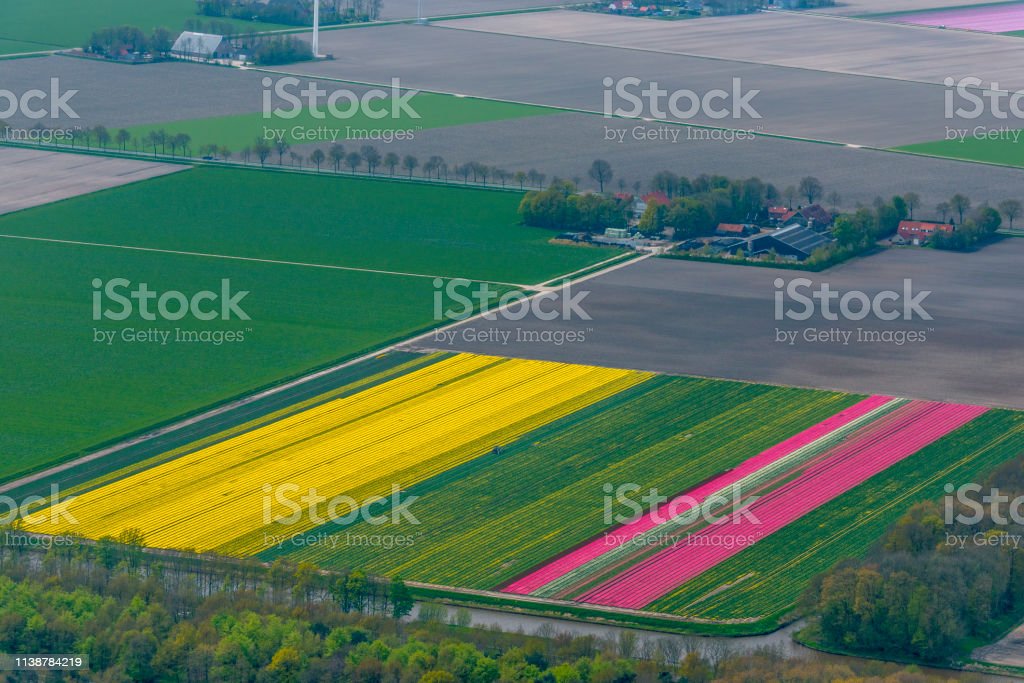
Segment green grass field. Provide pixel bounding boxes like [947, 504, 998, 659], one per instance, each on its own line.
[896, 134, 1024, 167]
[124, 94, 556, 152]
[0, 166, 609, 284]
[0, 166, 613, 481]
[0, 0, 292, 55]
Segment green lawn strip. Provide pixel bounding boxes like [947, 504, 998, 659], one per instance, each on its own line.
[0, 235, 503, 480]
[123, 93, 557, 152]
[0, 165, 609, 285]
[894, 136, 1024, 167]
[647, 410, 1024, 621]
[5, 352, 450, 503]
[0, 0, 291, 51]
[277, 378, 856, 590]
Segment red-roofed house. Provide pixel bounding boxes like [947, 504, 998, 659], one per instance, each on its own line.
[897, 220, 954, 245]
[768, 206, 791, 223]
[642, 191, 671, 207]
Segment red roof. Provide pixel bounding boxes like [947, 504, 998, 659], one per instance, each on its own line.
[642, 191, 671, 207]
[716, 223, 750, 234]
[615, 192, 634, 201]
[768, 206, 790, 218]
[898, 220, 954, 241]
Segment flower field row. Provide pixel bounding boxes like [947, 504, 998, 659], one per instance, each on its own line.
[503, 395, 897, 597]
[650, 409, 1024, 619]
[276, 376, 860, 588]
[24, 354, 649, 554]
[574, 400, 987, 609]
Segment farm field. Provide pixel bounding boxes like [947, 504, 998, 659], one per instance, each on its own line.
[274, 375, 860, 587]
[24, 350, 1010, 626]
[434, 10, 1024, 90]
[888, 3, 1024, 31]
[0, 163, 616, 480]
[0, 147, 186, 215]
[896, 134, 1024, 168]
[0, 165, 608, 285]
[0, 0, 291, 55]
[23, 354, 650, 554]
[122, 92, 556, 151]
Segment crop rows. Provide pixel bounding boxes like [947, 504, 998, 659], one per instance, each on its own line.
[650, 409, 1024, 620]
[576, 401, 987, 608]
[26, 354, 647, 554]
[281, 377, 858, 588]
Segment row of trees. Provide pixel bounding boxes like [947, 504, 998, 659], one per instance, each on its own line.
[86, 25, 175, 58]
[0, 530, 966, 682]
[198, 0, 382, 26]
[802, 451, 1024, 663]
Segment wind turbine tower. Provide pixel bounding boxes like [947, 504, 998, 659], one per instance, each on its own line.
[312, 0, 320, 57]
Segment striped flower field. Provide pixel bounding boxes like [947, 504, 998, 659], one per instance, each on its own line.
[23, 354, 649, 554]
[19, 351, 1013, 626]
[501, 396, 990, 612]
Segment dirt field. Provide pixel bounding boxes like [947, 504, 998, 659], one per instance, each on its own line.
[378, 0, 569, 19]
[286, 23, 1010, 147]
[0, 148, 185, 215]
[287, 111, 1024, 210]
[409, 240, 1024, 409]
[441, 10, 1024, 89]
[813, 0, 1007, 16]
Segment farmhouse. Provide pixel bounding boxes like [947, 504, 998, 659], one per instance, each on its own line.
[170, 32, 236, 62]
[897, 220, 955, 245]
[748, 224, 833, 260]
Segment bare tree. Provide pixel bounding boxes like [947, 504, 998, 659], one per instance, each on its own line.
[588, 159, 613, 192]
[329, 144, 345, 172]
[798, 175, 823, 204]
[274, 138, 290, 165]
[310, 148, 325, 171]
[384, 152, 399, 175]
[345, 151, 362, 173]
[936, 201, 951, 222]
[999, 199, 1022, 230]
[950, 193, 971, 224]
[402, 154, 418, 178]
[361, 145, 381, 174]
[902, 192, 920, 219]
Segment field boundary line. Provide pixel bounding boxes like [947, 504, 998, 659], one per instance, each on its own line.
[0, 233, 533, 289]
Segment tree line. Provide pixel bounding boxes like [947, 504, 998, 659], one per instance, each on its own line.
[0, 529, 976, 682]
[801, 451, 1024, 664]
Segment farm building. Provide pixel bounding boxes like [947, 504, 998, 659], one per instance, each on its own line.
[716, 223, 759, 237]
[748, 224, 833, 260]
[775, 204, 834, 230]
[170, 32, 236, 62]
[897, 220, 955, 245]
